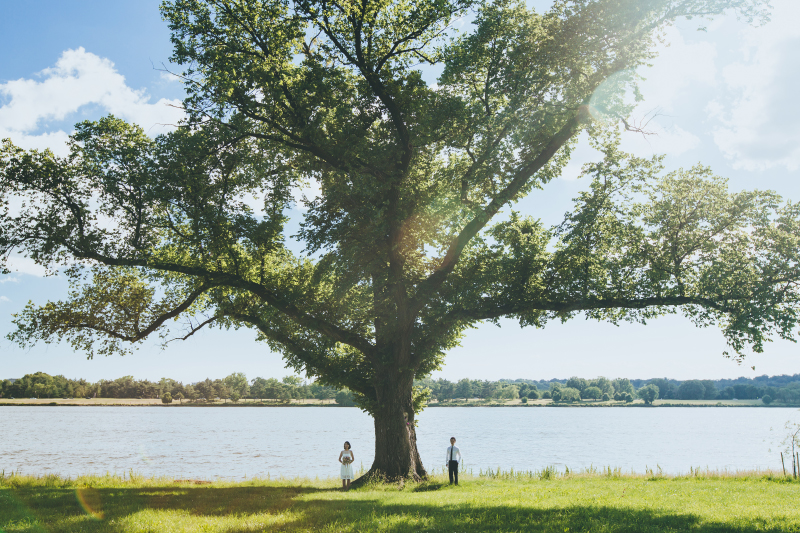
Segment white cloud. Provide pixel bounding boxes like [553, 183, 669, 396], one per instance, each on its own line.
[706, 0, 800, 171]
[0, 296, 10, 303]
[159, 70, 182, 84]
[5, 255, 48, 277]
[600, 25, 713, 160]
[558, 162, 584, 182]
[622, 123, 701, 157]
[0, 276, 20, 284]
[557, 132, 604, 181]
[0, 49, 188, 277]
[636, 26, 718, 113]
[559, 123, 699, 183]
[0, 130, 71, 154]
[0, 47, 185, 155]
[571, 25, 711, 172]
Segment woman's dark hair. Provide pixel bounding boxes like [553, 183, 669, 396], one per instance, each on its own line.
[344, 441, 351, 450]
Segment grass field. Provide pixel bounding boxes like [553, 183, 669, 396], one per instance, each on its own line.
[2, 470, 799, 532]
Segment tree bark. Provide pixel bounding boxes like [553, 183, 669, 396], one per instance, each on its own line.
[357, 367, 427, 483]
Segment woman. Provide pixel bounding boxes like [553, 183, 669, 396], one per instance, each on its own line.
[338, 441, 354, 489]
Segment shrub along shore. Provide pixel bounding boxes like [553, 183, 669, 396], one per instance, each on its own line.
[2, 469, 799, 532]
[0, 397, 781, 407]
[5, 372, 800, 407]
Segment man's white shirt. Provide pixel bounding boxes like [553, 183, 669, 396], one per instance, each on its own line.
[445, 445, 462, 464]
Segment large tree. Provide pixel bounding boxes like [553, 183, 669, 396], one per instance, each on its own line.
[0, 0, 794, 481]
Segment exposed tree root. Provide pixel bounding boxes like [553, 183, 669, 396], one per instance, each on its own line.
[350, 468, 427, 489]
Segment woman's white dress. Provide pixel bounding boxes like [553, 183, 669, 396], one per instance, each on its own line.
[340, 450, 354, 480]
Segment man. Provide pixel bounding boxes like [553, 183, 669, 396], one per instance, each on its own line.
[445, 436, 462, 485]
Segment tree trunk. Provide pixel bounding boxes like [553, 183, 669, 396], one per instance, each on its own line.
[358, 368, 427, 483]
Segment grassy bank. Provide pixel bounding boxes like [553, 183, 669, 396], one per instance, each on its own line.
[2, 469, 799, 532]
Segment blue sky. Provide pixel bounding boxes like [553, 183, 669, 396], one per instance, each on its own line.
[1, 1, 799, 383]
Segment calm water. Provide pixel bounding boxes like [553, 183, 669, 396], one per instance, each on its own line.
[1, 406, 797, 479]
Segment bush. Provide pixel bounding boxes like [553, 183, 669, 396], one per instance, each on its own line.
[521, 397, 528, 404]
[638, 385, 659, 405]
[161, 392, 173, 404]
[717, 386, 735, 400]
[581, 386, 602, 400]
[762, 394, 773, 405]
[558, 387, 581, 403]
[230, 392, 241, 403]
[624, 393, 634, 403]
[602, 393, 610, 402]
[335, 389, 355, 406]
[566, 377, 588, 392]
[495, 384, 520, 400]
[542, 391, 552, 399]
[678, 380, 706, 400]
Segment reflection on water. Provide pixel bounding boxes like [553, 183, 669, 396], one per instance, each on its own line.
[0, 406, 796, 479]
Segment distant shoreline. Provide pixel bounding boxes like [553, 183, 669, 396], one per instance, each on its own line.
[0, 398, 789, 407]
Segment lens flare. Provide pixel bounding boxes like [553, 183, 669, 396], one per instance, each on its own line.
[75, 487, 104, 520]
[587, 69, 636, 126]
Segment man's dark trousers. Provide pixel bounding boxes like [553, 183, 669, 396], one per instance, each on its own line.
[448, 460, 459, 485]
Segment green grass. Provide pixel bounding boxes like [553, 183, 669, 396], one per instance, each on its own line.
[2, 469, 799, 532]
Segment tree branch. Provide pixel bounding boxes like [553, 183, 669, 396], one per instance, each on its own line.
[60, 284, 212, 343]
[229, 311, 373, 396]
[410, 107, 590, 315]
[448, 295, 730, 323]
[166, 314, 220, 343]
[316, 11, 412, 172]
[75, 250, 377, 358]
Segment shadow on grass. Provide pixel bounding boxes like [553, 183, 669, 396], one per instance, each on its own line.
[411, 481, 447, 492]
[286, 499, 797, 533]
[1, 484, 795, 532]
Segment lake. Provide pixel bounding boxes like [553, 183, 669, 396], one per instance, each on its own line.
[1, 406, 797, 479]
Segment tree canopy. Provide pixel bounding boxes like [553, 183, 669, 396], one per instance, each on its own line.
[0, 0, 787, 480]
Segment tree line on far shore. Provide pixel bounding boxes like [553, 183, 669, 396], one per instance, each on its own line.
[0, 372, 353, 405]
[4, 372, 800, 406]
[417, 377, 637, 403]
[416, 374, 800, 405]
